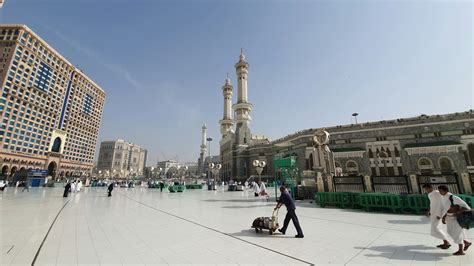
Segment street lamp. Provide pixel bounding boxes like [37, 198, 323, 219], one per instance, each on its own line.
[206, 137, 213, 157]
[208, 162, 221, 190]
[352, 113, 359, 124]
[252, 159, 266, 183]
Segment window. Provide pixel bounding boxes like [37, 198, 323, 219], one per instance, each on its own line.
[418, 157, 433, 174]
[439, 157, 454, 174]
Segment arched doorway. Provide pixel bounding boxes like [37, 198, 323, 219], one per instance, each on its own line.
[51, 137, 62, 153]
[47, 162, 57, 178]
[1, 165, 9, 179]
[10, 166, 18, 179]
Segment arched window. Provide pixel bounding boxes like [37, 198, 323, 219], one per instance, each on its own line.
[368, 149, 374, 158]
[418, 157, 433, 174]
[52, 137, 61, 153]
[439, 157, 454, 174]
[346, 160, 359, 176]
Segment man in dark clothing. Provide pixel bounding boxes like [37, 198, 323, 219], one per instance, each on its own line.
[275, 186, 304, 238]
[107, 182, 114, 197]
[159, 182, 164, 192]
[63, 182, 71, 197]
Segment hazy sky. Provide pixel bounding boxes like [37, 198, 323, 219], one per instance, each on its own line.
[1, 0, 472, 164]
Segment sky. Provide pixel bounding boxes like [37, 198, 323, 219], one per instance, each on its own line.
[0, 0, 472, 164]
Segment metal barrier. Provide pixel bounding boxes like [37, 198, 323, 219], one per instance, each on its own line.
[417, 173, 461, 194]
[333, 175, 366, 193]
[371, 175, 411, 194]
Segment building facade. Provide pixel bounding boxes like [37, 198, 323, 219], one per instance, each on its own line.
[0, 25, 106, 180]
[218, 51, 474, 193]
[96, 139, 147, 178]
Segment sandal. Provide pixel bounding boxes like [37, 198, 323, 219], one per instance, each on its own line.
[464, 242, 472, 251]
[440, 244, 451, 250]
[453, 251, 465, 256]
[436, 244, 446, 248]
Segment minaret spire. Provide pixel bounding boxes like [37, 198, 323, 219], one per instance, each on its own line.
[219, 75, 234, 136]
[199, 123, 207, 175]
[233, 49, 252, 145]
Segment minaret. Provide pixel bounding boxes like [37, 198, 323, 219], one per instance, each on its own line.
[199, 123, 207, 174]
[233, 49, 252, 145]
[219, 74, 234, 136]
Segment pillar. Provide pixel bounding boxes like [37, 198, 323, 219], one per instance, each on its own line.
[409, 174, 419, 194]
[461, 173, 472, 194]
[364, 175, 373, 192]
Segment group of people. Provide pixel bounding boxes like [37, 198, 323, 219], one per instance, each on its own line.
[62, 180, 83, 197]
[424, 184, 472, 256]
[251, 181, 268, 197]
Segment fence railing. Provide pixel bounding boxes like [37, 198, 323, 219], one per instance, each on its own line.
[371, 175, 411, 194]
[333, 175, 366, 193]
[417, 173, 461, 194]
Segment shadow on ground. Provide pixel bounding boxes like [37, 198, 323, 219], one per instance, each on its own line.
[354, 245, 449, 261]
[203, 199, 272, 203]
[221, 204, 275, 209]
[387, 217, 429, 225]
[229, 229, 289, 238]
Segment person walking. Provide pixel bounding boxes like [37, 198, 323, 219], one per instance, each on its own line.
[439, 185, 472, 255]
[253, 181, 260, 197]
[159, 182, 164, 192]
[422, 184, 450, 249]
[71, 181, 76, 193]
[275, 186, 304, 238]
[63, 182, 71, 197]
[21, 181, 29, 192]
[107, 182, 114, 197]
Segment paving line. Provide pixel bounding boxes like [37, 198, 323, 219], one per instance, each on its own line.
[122, 193, 314, 266]
[6, 245, 14, 254]
[31, 198, 71, 266]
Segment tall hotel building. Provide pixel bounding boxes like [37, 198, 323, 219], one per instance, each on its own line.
[0, 25, 106, 180]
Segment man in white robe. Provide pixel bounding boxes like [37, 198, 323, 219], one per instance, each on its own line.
[253, 181, 260, 197]
[422, 184, 450, 249]
[71, 181, 76, 193]
[439, 185, 472, 255]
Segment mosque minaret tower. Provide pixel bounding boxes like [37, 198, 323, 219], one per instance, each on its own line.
[219, 75, 234, 136]
[233, 49, 253, 145]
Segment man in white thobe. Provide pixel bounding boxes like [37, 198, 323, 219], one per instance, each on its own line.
[422, 184, 450, 249]
[438, 185, 472, 255]
[71, 181, 76, 193]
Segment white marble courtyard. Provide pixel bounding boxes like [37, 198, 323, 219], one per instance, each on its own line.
[1, 186, 473, 266]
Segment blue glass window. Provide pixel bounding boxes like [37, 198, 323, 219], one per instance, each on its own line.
[35, 62, 52, 92]
[83, 94, 93, 115]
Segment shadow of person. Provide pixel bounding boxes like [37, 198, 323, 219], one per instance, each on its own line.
[354, 245, 449, 262]
[387, 217, 429, 225]
[221, 204, 275, 209]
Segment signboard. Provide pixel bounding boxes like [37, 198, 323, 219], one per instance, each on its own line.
[28, 169, 48, 176]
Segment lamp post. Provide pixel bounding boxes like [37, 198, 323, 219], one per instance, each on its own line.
[206, 137, 213, 157]
[352, 113, 359, 124]
[208, 162, 221, 190]
[252, 159, 266, 183]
